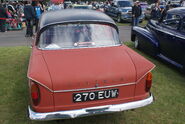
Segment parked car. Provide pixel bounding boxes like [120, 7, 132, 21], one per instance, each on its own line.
[166, 0, 181, 7]
[72, 4, 92, 9]
[131, 7, 185, 70]
[105, 0, 144, 23]
[105, 0, 133, 22]
[27, 9, 155, 121]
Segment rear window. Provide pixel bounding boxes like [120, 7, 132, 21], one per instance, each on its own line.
[38, 23, 120, 50]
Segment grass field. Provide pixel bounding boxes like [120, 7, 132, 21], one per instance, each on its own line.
[0, 43, 185, 124]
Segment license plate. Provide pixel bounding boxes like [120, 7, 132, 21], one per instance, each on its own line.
[73, 89, 119, 102]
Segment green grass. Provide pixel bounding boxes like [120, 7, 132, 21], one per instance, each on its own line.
[0, 44, 185, 124]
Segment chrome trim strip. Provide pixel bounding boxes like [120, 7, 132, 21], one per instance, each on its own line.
[175, 35, 185, 40]
[28, 76, 136, 93]
[28, 77, 53, 92]
[28, 93, 154, 121]
[158, 54, 183, 68]
[27, 66, 155, 93]
[54, 82, 136, 93]
[38, 44, 122, 51]
[136, 66, 156, 83]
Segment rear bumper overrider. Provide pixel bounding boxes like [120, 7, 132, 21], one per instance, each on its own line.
[28, 93, 154, 121]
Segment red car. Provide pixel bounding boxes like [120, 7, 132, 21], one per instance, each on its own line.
[27, 9, 155, 120]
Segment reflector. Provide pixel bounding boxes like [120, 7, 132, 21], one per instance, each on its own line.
[31, 92, 38, 100]
[146, 72, 152, 92]
[31, 81, 40, 106]
[146, 72, 152, 80]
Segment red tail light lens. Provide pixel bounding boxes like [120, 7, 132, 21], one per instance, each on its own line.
[30, 81, 40, 106]
[145, 72, 152, 92]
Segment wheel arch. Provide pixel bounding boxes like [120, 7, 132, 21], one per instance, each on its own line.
[131, 26, 159, 56]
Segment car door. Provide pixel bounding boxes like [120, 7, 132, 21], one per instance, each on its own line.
[174, 17, 185, 66]
[157, 14, 182, 65]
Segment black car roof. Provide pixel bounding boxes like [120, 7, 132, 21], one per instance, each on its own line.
[168, 7, 185, 16]
[39, 9, 117, 31]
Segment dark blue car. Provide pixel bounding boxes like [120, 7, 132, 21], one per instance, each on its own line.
[131, 7, 185, 70]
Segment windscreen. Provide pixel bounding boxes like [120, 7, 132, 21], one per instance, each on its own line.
[39, 23, 120, 50]
[118, 1, 132, 7]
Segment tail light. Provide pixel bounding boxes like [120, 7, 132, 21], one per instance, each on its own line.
[145, 72, 152, 92]
[30, 81, 40, 106]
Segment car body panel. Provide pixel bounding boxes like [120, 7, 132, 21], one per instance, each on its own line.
[28, 47, 53, 91]
[42, 46, 136, 91]
[54, 85, 136, 111]
[123, 46, 155, 81]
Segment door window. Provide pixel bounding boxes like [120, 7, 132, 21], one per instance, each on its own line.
[162, 14, 181, 30]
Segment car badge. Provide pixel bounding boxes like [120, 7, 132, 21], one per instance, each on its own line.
[95, 83, 99, 88]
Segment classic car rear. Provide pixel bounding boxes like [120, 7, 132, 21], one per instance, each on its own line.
[27, 9, 155, 120]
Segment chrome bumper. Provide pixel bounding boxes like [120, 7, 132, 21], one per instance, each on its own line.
[121, 16, 132, 22]
[28, 93, 154, 121]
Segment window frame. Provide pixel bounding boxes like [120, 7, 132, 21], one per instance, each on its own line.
[161, 13, 181, 30]
[36, 22, 121, 50]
